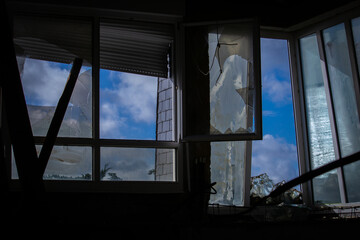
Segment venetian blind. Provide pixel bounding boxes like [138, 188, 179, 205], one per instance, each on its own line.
[100, 19, 173, 78]
[13, 15, 92, 66]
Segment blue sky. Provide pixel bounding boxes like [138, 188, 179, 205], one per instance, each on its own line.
[99, 70, 157, 140]
[251, 38, 299, 183]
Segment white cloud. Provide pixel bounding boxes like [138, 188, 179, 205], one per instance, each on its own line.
[261, 38, 290, 75]
[100, 102, 126, 138]
[263, 73, 292, 105]
[115, 72, 158, 124]
[101, 147, 154, 181]
[252, 134, 298, 183]
[21, 58, 70, 106]
[263, 110, 277, 117]
[99, 72, 158, 139]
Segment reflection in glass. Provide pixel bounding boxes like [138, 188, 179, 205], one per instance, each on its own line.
[100, 147, 175, 181]
[344, 161, 360, 202]
[299, 34, 341, 203]
[323, 23, 360, 158]
[351, 17, 360, 73]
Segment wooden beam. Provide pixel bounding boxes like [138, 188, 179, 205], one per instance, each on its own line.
[38, 58, 83, 176]
[1, 0, 41, 191]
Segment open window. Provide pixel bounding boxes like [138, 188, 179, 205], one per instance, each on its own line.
[184, 20, 261, 206]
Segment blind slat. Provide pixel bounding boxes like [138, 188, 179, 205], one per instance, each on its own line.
[14, 16, 92, 65]
[13, 16, 174, 77]
[100, 19, 173, 77]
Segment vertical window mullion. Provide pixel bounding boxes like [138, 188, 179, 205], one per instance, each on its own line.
[292, 37, 314, 205]
[316, 30, 348, 203]
[93, 16, 100, 182]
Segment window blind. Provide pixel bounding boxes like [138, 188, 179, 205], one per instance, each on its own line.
[100, 19, 173, 78]
[13, 16, 174, 78]
[13, 16, 92, 66]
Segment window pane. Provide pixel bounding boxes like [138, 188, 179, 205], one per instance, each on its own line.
[185, 21, 260, 139]
[210, 141, 248, 206]
[299, 34, 341, 203]
[312, 170, 341, 203]
[351, 17, 360, 73]
[343, 161, 360, 202]
[14, 16, 92, 138]
[99, 19, 174, 141]
[251, 38, 299, 191]
[209, 23, 255, 135]
[323, 23, 360, 157]
[100, 71, 170, 140]
[100, 147, 175, 181]
[42, 146, 92, 180]
[12, 146, 92, 180]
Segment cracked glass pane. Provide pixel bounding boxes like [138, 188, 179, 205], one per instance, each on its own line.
[210, 141, 248, 206]
[208, 24, 254, 135]
[12, 145, 92, 180]
[14, 16, 92, 138]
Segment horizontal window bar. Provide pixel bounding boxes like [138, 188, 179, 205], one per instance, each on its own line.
[99, 139, 179, 148]
[34, 137, 179, 148]
[182, 133, 261, 142]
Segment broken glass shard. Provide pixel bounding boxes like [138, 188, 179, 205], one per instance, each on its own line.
[209, 23, 254, 135]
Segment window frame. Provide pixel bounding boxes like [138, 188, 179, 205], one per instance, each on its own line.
[182, 19, 262, 142]
[182, 19, 262, 207]
[7, 2, 184, 193]
[291, 5, 360, 205]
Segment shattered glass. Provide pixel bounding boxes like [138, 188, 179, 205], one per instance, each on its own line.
[250, 173, 303, 205]
[208, 23, 255, 135]
[17, 58, 92, 138]
[250, 173, 274, 199]
[206, 23, 255, 206]
[12, 145, 92, 180]
[210, 141, 247, 206]
[14, 15, 93, 138]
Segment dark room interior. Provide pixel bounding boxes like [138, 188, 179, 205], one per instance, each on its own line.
[1, 0, 360, 238]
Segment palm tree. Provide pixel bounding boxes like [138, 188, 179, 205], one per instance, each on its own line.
[100, 163, 111, 180]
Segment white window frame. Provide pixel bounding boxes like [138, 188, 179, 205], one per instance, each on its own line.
[7, 2, 185, 193]
[183, 19, 262, 207]
[290, 5, 360, 205]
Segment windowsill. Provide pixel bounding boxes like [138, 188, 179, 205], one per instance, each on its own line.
[8, 179, 184, 194]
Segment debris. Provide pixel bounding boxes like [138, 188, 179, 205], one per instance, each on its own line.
[250, 173, 303, 205]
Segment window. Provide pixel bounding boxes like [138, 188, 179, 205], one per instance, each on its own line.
[251, 38, 299, 192]
[296, 14, 360, 203]
[11, 13, 179, 191]
[184, 20, 261, 206]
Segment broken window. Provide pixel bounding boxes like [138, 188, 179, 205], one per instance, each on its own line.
[185, 20, 261, 206]
[14, 16, 93, 138]
[10, 13, 179, 187]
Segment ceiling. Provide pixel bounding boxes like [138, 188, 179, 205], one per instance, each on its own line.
[6, 0, 359, 28]
[185, 0, 359, 28]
